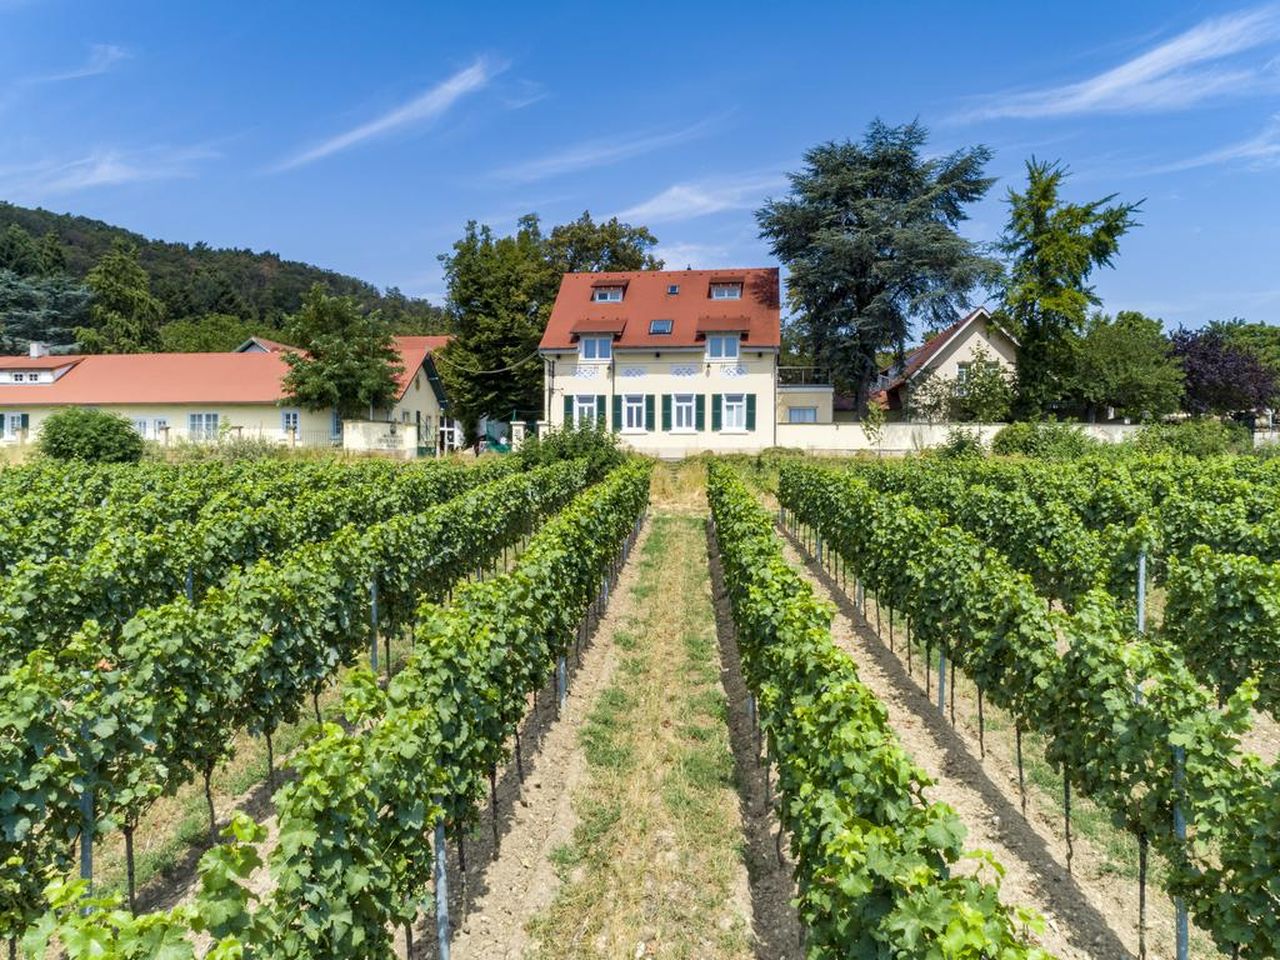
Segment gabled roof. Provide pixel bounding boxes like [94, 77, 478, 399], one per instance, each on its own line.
[0, 356, 81, 370]
[0, 336, 452, 407]
[540, 268, 781, 351]
[881, 307, 1012, 390]
[235, 336, 295, 354]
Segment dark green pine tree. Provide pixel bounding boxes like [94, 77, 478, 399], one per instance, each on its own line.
[756, 120, 1002, 412]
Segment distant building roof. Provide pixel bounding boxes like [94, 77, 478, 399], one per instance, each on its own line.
[540, 268, 781, 351]
[0, 336, 450, 407]
[880, 307, 1011, 391]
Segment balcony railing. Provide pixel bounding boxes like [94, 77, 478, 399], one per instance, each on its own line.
[778, 365, 832, 386]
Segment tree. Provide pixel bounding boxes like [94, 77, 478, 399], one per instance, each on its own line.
[281, 285, 403, 419]
[38, 408, 145, 463]
[1170, 327, 1276, 415]
[438, 211, 661, 434]
[0, 224, 42, 276]
[0, 270, 89, 352]
[756, 120, 1001, 412]
[159, 314, 268, 352]
[954, 344, 1015, 422]
[75, 241, 164, 353]
[1000, 159, 1141, 417]
[1210, 318, 1280, 380]
[1072, 311, 1183, 420]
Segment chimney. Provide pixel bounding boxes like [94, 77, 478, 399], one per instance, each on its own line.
[28, 342, 48, 358]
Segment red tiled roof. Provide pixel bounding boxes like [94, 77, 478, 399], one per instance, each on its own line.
[571, 317, 628, 334]
[696, 316, 753, 334]
[0, 336, 449, 407]
[243, 336, 295, 353]
[540, 268, 780, 351]
[881, 307, 991, 390]
[0, 356, 82, 370]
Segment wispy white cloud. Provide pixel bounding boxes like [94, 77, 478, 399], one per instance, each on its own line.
[273, 56, 504, 172]
[31, 43, 129, 83]
[0, 144, 218, 201]
[492, 118, 718, 183]
[957, 6, 1280, 121]
[1151, 113, 1280, 172]
[618, 171, 786, 224]
[652, 241, 732, 270]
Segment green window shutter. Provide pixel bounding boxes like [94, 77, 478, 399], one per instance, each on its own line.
[18, 414, 29, 431]
[746, 393, 757, 431]
[612, 394, 622, 433]
[563, 394, 574, 425]
[596, 395, 606, 425]
[661, 394, 672, 431]
[711, 394, 722, 432]
[645, 394, 656, 432]
[695, 395, 706, 431]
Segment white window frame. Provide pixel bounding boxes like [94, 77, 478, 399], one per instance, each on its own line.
[648, 319, 673, 335]
[673, 393, 696, 432]
[188, 412, 219, 441]
[622, 394, 645, 433]
[706, 334, 740, 362]
[723, 393, 747, 432]
[2, 413, 28, 439]
[573, 395, 598, 427]
[711, 283, 742, 300]
[788, 406, 818, 424]
[954, 363, 971, 397]
[282, 409, 300, 436]
[591, 287, 624, 303]
[154, 417, 168, 438]
[579, 335, 613, 362]
[131, 418, 149, 436]
[667, 284, 680, 295]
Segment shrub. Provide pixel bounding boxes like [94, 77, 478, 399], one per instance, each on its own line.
[1134, 418, 1252, 457]
[990, 421, 1095, 460]
[516, 422, 625, 480]
[938, 426, 985, 459]
[38, 408, 144, 463]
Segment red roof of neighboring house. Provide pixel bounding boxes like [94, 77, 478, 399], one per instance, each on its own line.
[0, 356, 82, 370]
[239, 336, 295, 354]
[540, 268, 780, 351]
[0, 336, 450, 407]
[881, 307, 997, 391]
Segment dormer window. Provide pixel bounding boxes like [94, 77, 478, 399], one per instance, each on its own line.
[648, 319, 673, 335]
[710, 282, 742, 300]
[667, 284, 680, 295]
[592, 286, 624, 303]
[706, 333, 740, 361]
[579, 335, 613, 362]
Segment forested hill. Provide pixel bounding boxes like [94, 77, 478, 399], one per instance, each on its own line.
[0, 202, 444, 353]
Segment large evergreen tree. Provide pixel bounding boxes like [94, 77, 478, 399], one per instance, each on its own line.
[281, 285, 403, 419]
[1000, 160, 1140, 417]
[437, 211, 661, 434]
[75, 241, 165, 353]
[756, 120, 1001, 411]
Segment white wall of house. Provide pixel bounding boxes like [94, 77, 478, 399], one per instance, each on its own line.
[543, 349, 779, 456]
[0, 404, 338, 446]
[778, 385, 834, 423]
[909, 314, 1018, 390]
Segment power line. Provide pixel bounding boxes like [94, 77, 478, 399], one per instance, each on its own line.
[430, 348, 542, 376]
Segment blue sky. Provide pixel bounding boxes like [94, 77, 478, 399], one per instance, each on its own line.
[2, 1, 1279, 332]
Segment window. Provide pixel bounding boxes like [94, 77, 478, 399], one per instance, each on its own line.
[282, 409, 300, 436]
[667, 284, 680, 295]
[131, 419, 148, 436]
[331, 409, 343, 440]
[623, 394, 645, 431]
[154, 418, 168, 436]
[592, 286, 624, 303]
[648, 319, 673, 335]
[673, 394, 695, 431]
[788, 406, 818, 424]
[573, 394, 598, 426]
[954, 363, 971, 397]
[579, 335, 613, 362]
[188, 412, 219, 441]
[706, 333, 740, 361]
[2, 413, 28, 438]
[723, 393, 747, 430]
[710, 282, 742, 300]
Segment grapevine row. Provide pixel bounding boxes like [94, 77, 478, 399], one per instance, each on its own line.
[0, 457, 592, 943]
[778, 460, 1280, 958]
[708, 462, 1053, 959]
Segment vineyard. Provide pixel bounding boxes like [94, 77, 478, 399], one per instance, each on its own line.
[1, 447, 1277, 959]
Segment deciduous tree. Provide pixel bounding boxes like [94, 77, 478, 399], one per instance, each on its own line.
[757, 120, 1001, 412]
[281, 285, 402, 419]
[1170, 327, 1276, 415]
[1073, 311, 1184, 420]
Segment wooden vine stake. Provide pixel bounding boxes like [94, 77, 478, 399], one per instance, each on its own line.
[1063, 770, 1073, 875]
[1015, 722, 1026, 818]
[434, 821, 450, 960]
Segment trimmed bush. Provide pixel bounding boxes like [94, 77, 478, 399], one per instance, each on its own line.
[991, 420, 1095, 460]
[37, 408, 144, 463]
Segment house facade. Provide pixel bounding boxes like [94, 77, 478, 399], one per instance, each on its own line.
[875, 307, 1018, 416]
[0, 335, 455, 453]
[539, 268, 781, 456]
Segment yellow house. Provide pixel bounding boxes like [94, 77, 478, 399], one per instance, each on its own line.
[0, 336, 454, 453]
[539, 268, 782, 456]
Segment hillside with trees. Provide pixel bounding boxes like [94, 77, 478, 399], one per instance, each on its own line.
[0, 202, 445, 354]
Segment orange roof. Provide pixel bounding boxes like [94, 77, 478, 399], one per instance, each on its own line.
[540, 268, 780, 351]
[0, 336, 449, 407]
[0, 356, 81, 370]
